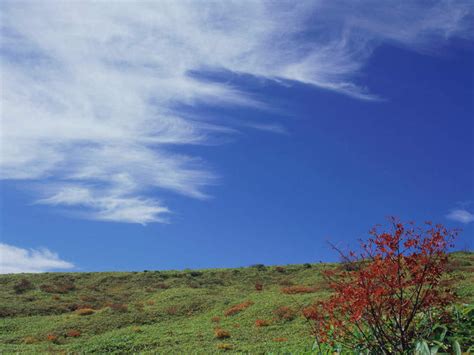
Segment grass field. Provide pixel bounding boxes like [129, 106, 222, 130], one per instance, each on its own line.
[1, 252, 472, 353]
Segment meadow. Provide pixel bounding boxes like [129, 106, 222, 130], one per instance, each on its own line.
[0, 252, 472, 353]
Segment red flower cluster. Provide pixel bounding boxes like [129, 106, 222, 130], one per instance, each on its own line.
[304, 219, 457, 352]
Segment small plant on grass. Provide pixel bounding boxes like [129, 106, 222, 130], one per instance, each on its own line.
[23, 336, 38, 344]
[255, 319, 270, 327]
[304, 219, 457, 353]
[40, 281, 75, 294]
[255, 282, 263, 291]
[165, 305, 179, 315]
[279, 278, 294, 286]
[76, 308, 95, 316]
[108, 303, 128, 312]
[214, 328, 231, 339]
[216, 342, 233, 350]
[273, 306, 297, 321]
[224, 300, 254, 316]
[211, 316, 221, 323]
[66, 330, 81, 337]
[79, 295, 97, 302]
[46, 334, 59, 343]
[281, 285, 316, 294]
[275, 266, 286, 273]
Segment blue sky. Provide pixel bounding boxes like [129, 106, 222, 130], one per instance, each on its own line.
[1, 1, 473, 273]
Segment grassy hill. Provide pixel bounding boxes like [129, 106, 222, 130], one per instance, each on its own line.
[1, 252, 472, 353]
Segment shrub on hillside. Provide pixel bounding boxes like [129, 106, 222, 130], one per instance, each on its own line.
[189, 271, 203, 277]
[254, 282, 263, 291]
[281, 285, 316, 294]
[304, 219, 458, 353]
[133, 302, 145, 311]
[13, 279, 34, 294]
[273, 306, 297, 321]
[79, 295, 97, 303]
[76, 308, 95, 316]
[165, 305, 179, 315]
[66, 330, 81, 337]
[275, 266, 286, 273]
[216, 342, 233, 350]
[214, 328, 231, 339]
[23, 336, 38, 344]
[46, 334, 59, 343]
[279, 278, 294, 286]
[224, 300, 254, 316]
[255, 319, 270, 327]
[40, 281, 75, 294]
[108, 303, 128, 312]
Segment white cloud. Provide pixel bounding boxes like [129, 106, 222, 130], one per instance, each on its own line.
[446, 209, 474, 224]
[0, 243, 74, 274]
[0, 1, 471, 223]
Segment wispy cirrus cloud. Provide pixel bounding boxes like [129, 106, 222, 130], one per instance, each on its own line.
[0, 243, 74, 274]
[446, 209, 474, 224]
[1, 1, 472, 223]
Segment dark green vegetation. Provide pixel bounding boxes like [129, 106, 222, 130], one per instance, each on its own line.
[1, 252, 472, 353]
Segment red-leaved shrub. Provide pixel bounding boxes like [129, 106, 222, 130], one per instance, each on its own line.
[304, 219, 457, 353]
[224, 300, 254, 316]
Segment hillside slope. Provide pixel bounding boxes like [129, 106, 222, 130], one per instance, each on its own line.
[1, 252, 472, 353]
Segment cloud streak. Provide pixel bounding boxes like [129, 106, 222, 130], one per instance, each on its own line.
[0, 243, 74, 274]
[446, 209, 474, 224]
[1, 0, 472, 223]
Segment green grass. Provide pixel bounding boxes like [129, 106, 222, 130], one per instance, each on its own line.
[1, 252, 472, 353]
